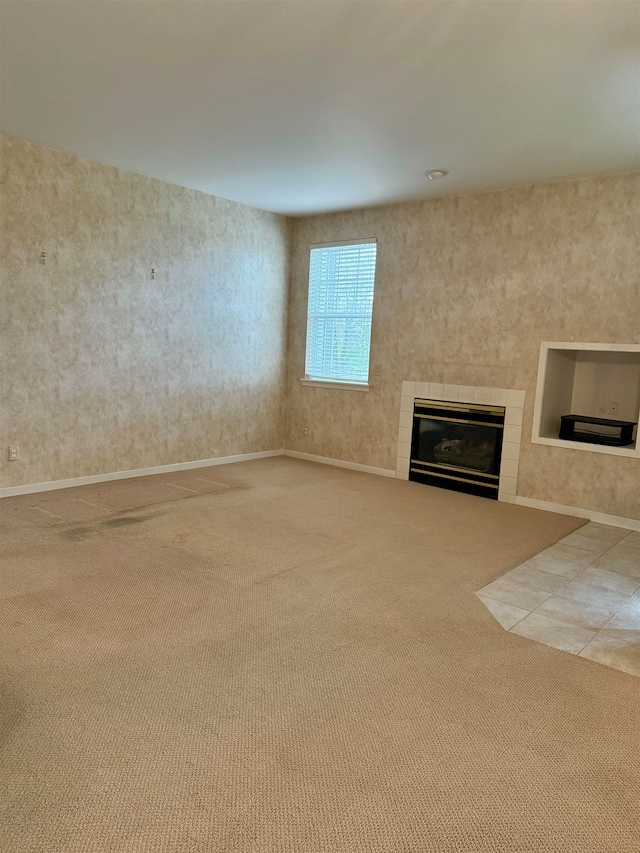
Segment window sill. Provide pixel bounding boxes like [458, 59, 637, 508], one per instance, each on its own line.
[300, 378, 370, 392]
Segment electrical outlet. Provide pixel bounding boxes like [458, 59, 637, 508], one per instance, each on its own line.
[609, 401, 619, 416]
[8, 445, 19, 461]
[598, 401, 607, 415]
[303, 426, 309, 435]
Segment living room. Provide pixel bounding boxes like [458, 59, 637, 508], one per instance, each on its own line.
[1, 2, 638, 851]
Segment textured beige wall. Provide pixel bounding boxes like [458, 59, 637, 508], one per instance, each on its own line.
[0, 136, 289, 488]
[285, 174, 640, 519]
[2, 137, 638, 518]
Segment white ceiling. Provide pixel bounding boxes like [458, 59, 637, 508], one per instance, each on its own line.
[1, 0, 638, 216]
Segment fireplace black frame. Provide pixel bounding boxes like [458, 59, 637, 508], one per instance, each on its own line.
[409, 399, 505, 500]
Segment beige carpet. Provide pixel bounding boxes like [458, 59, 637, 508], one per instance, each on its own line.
[1, 457, 638, 852]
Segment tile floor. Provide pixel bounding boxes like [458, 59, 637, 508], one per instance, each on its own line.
[477, 522, 640, 677]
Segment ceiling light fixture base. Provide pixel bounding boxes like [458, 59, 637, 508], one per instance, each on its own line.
[424, 169, 449, 180]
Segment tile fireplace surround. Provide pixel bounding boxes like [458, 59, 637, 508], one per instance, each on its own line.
[396, 381, 526, 503]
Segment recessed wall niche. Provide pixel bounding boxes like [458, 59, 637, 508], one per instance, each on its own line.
[532, 342, 640, 458]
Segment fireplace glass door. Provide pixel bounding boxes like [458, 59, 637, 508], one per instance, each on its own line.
[409, 399, 505, 499]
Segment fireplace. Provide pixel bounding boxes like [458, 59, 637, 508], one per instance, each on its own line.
[396, 381, 525, 503]
[409, 398, 505, 499]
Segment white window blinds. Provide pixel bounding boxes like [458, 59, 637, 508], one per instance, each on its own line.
[304, 240, 377, 384]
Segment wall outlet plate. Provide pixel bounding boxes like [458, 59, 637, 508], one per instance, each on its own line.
[8, 445, 19, 461]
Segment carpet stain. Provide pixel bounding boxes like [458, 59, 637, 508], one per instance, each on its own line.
[59, 514, 152, 540]
[59, 526, 94, 541]
[0, 685, 23, 748]
[102, 515, 148, 528]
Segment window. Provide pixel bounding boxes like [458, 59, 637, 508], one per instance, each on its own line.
[304, 240, 377, 387]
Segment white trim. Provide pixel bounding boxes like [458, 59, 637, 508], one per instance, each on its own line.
[515, 496, 640, 532]
[301, 378, 370, 392]
[6, 446, 637, 530]
[532, 435, 638, 457]
[540, 341, 640, 353]
[0, 449, 285, 498]
[531, 342, 549, 448]
[310, 237, 377, 249]
[284, 449, 395, 478]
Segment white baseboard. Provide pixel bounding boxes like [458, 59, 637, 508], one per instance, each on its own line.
[515, 496, 639, 532]
[4, 450, 637, 533]
[284, 449, 396, 478]
[0, 449, 285, 498]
